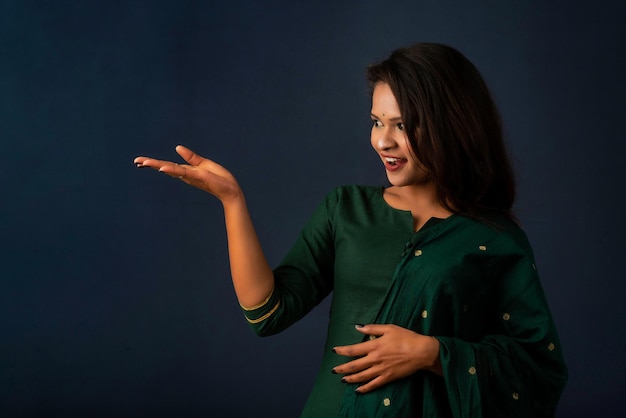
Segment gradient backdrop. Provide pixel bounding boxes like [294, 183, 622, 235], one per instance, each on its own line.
[2, 1, 625, 417]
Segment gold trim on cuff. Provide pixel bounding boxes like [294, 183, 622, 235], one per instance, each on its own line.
[240, 288, 275, 311]
[244, 301, 281, 324]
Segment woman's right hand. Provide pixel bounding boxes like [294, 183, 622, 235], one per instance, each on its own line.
[134, 145, 242, 204]
[135, 145, 274, 307]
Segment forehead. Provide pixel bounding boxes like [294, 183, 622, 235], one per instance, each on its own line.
[371, 82, 400, 114]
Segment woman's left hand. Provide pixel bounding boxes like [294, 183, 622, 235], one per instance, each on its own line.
[332, 324, 442, 394]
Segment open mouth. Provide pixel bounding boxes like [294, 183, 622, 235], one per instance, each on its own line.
[383, 156, 407, 171]
[385, 157, 401, 166]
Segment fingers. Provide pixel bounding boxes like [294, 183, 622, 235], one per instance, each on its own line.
[134, 156, 175, 169]
[353, 323, 391, 337]
[133, 155, 190, 183]
[134, 145, 200, 169]
[134, 156, 150, 166]
[175, 145, 205, 166]
[352, 376, 387, 394]
[136, 146, 228, 176]
[333, 324, 393, 358]
[134, 147, 242, 200]
[332, 354, 371, 376]
[176, 145, 234, 178]
[332, 353, 389, 394]
[333, 338, 375, 359]
[159, 164, 188, 180]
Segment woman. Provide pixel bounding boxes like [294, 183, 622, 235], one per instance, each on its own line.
[135, 43, 567, 417]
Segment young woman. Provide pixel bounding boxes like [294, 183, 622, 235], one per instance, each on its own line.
[135, 43, 567, 417]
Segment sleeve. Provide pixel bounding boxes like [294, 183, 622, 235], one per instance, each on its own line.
[242, 188, 338, 336]
[437, 253, 568, 418]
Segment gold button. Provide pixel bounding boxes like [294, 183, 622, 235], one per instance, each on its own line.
[468, 366, 476, 375]
[415, 249, 423, 256]
[383, 398, 391, 407]
[512, 392, 519, 400]
[548, 342, 555, 351]
[502, 313, 511, 321]
[478, 245, 487, 251]
[421, 310, 428, 319]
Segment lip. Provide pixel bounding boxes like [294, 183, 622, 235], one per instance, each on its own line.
[381, 154, 407, 172]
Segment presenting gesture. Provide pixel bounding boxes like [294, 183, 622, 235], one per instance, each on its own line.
[134, 145, 241, 204]
[134, 145, 274, 308]
[132, 43, 568, 417]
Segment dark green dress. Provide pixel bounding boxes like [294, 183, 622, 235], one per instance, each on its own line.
[242, 185, 567, 417]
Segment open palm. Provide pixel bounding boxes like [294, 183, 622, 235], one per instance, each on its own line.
[134, 145, 241, 203]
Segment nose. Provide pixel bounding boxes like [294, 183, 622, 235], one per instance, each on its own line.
[373, 127, 397, 151]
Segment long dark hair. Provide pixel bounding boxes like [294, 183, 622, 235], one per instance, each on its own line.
[367, 43, 516, 222]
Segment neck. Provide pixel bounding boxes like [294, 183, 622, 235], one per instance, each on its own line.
[391, 183, 442, 209]
[384, 183, 453, 229]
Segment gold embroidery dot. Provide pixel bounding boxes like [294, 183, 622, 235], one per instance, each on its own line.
[548, 342, 555, 351]
[479, 245, 487, 251]
[502, 313, 511, 321]
[415, 249, 423, 256]
[421, 310, 428, 319]
[512, 392, 519, 400]
[383, 398, 391, 407]
[468, 366, 477, 375]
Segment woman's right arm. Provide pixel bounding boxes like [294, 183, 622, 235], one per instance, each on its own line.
[134, 145, 274, 308]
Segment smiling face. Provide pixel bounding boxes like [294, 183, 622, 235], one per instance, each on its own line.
[370, 82, 429, 187]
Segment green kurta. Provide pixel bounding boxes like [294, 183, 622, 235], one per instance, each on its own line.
[242, 185, 567, 417]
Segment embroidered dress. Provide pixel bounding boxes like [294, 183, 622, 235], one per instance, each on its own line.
[242, 186, 567, 417]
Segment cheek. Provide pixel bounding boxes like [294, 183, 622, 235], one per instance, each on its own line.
[402, 136, 416, 157]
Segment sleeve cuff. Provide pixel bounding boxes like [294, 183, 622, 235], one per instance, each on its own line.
[240, 288, 281, 324]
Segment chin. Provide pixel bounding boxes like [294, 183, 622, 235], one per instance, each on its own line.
[387, 174, 432, 188]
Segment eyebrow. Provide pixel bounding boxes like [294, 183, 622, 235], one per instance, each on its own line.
[370, 113, 403, 122]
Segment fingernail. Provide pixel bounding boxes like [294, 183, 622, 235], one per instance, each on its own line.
[332, 347, 337, 353]
[355, 324, 365, 329]
[331, 368, 337, 374]
[354, 388, 361, 394]
[341, 377, 348, 383]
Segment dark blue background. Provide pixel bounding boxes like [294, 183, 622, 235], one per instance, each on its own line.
[2, 1, 624, 416]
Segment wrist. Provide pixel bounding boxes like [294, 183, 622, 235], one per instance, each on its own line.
[221, 187, 245, 209]
[424, 336, 443, 376]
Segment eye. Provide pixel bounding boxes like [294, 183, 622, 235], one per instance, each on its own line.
[371, 119, 382, 128]
[396, 122, 405, 131]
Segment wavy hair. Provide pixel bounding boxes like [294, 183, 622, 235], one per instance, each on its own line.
[367, 43, 516, 221]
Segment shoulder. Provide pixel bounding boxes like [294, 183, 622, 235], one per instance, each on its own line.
[310, 185, 387, 227]
[321, 184, 382, 208]
[325, 184, 381, 199]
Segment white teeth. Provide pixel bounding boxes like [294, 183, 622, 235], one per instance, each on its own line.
[385, 157, 400, 164]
